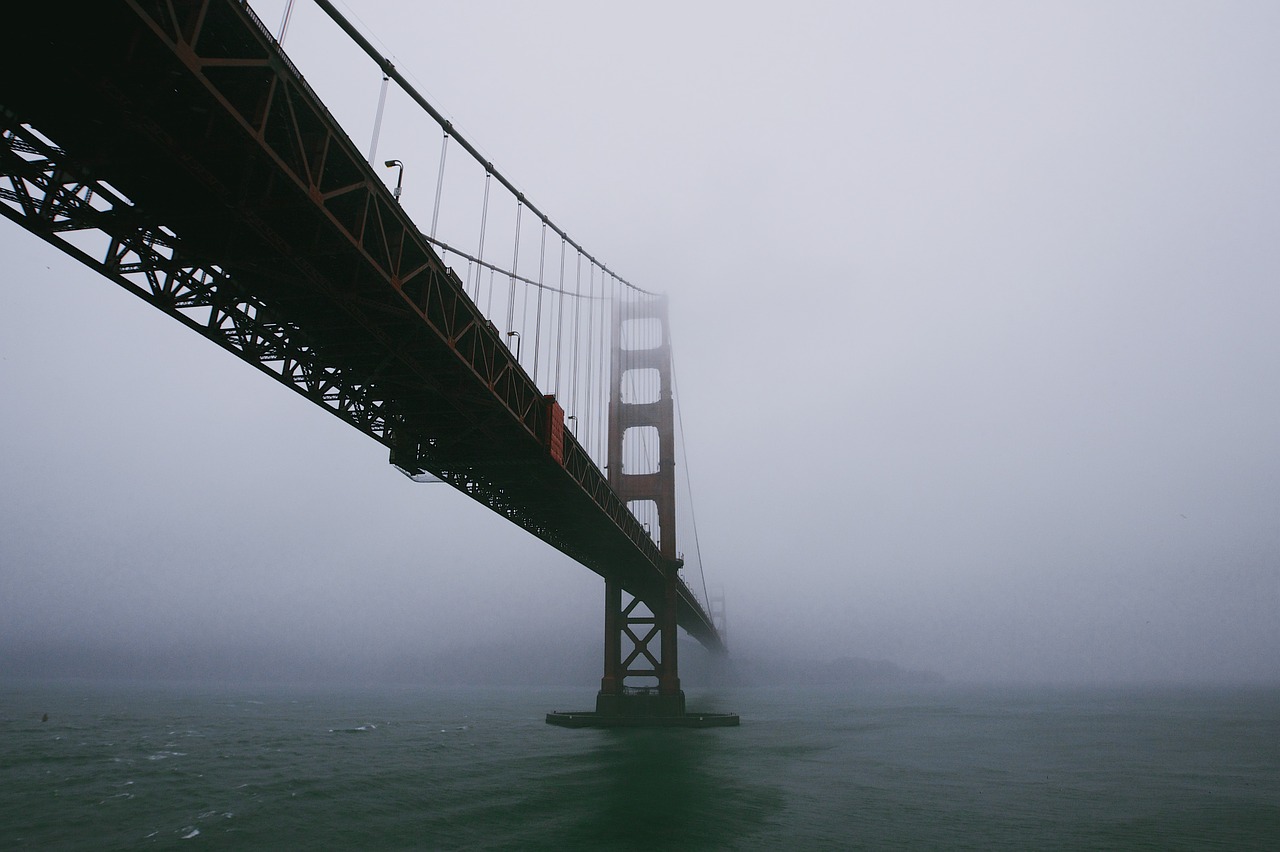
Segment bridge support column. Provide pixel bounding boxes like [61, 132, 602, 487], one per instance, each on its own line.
[548, 295, 735, 727]
[599, 295, 683, 718]
[594, 572, 686, 719]
[659, 557, 682, 698]
[600, 580, 622, 696]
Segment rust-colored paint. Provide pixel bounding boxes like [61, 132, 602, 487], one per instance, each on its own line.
[544, 395, 565, 465]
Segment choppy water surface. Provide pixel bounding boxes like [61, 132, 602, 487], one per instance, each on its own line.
[2, 681, 1276, 849]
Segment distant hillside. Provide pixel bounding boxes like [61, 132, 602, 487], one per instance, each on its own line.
[687, 653, 944, 687]
[2, 635, 941, 689]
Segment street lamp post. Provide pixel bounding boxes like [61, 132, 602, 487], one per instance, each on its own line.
[384, 159, 404, 201]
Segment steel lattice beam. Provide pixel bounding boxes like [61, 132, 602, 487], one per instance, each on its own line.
[0, 0, 721, 649]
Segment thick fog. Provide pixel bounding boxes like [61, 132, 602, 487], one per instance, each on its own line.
[2, 1, 1277, 685]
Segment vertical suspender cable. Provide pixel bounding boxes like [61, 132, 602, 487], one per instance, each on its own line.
[430, 129, 449, 240]
[506, 199, 523, 337]
[586, 263, 593, 450]
[651, 295, 660, 540]
[619, 277, 628, 479]
[521, 226, 536, 363]
[586, 262, 593, 457]
[639, 294, 655, 489]
[554, 238, 567, 397]
[533, 222, 547, 383]
[603, 273, 610, 466]
[310, 0, 655, 299]
[632, 290, 640, 485]
[601, 275, 611, 464]
[597, 275, 606, 463]
[486, 265, 497, 319]
[600, 273, 608, 463]
[598, 275, 608, 463]
[472, 169, 491, 300]
[570, 251, 583, 429]
[276, 0, 296, 43]
[367, 72, 391, 164]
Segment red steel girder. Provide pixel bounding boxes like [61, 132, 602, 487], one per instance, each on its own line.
[0, 0, 722, 648]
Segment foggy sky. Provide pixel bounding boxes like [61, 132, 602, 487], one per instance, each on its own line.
[2, 1, 1278, 684]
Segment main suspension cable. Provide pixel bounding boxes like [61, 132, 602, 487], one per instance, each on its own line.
[310, 0, 657, 296]
[670, 339, 711, 611]
[422, 234, 606, 299]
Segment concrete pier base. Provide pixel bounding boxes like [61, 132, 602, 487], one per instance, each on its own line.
[546, 689, 739, 728]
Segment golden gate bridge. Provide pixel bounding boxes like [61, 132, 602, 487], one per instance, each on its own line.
[0, 0, 735, 726]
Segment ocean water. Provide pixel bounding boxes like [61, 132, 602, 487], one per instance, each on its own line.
[1, 681, 1276, 850]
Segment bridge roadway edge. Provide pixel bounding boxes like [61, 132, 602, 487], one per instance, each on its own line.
[0, 0, 721, 649]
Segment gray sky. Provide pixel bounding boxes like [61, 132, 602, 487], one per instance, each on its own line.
[2, 1, 1278, 684]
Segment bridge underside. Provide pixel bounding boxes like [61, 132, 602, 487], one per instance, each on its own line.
[0, 0, 720, 648]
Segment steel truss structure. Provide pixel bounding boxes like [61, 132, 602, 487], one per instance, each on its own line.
[1, 116, 392, 440]
[0, 0, 720, 648]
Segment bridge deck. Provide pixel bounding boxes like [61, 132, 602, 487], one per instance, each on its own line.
[0, 0, 720, 649]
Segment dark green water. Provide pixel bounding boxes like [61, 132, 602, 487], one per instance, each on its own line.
[2, 681, 1276, 849]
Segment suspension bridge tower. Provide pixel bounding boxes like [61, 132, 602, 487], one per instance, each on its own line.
[547, 296, 737, 727]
